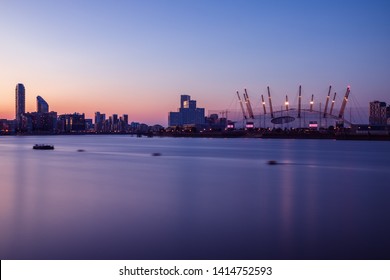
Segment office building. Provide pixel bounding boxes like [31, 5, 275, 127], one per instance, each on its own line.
[168, 95, 205, 126]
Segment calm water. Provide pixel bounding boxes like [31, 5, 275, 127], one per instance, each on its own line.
[0, 135, 389, 260]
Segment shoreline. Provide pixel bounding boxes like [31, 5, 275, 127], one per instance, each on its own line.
[2, 130, 390, 141]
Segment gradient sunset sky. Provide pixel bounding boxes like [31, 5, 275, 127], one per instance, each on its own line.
[1, 0, 389, 125]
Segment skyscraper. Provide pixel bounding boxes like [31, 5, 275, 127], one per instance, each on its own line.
[36, 95, 49, 113]
[15, 83, 25, 130]
[168, 94, 205, 126]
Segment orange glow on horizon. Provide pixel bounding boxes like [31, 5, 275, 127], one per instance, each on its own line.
[0, 84, 177, 126]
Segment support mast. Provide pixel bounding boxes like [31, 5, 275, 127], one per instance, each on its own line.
[298, 85, 302, 118]
[244, 89, 255, 119]
[267, 86, 274, 118]
[338, 86, 350, 119]
[323, 85, 331, 118]
[329, 92, 337, 116]
[285, 95, 289, 111]
[236, 91, 247, 120]
[261, 94, 267, 114]
[310, 94, 314, 112]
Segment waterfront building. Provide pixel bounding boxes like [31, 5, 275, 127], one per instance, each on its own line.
[369, 101, 387, 125]
[206, 113, 228, 130]
[168, 95, 205, 126]
[117, 114, 129, 132]
[37, 96, 49, 113]
[112, 114, 119, 132]
[387, 106, 390, 125]
[15, 83, 25, 131]
[94, 112, 106, 133]
[151, 124, 164, 132]
[85, 119, 93, 131]
[0, 119, 15, 134]
[58, 113, 85, 133]
[24, 111, 57, 133]
[108, 116, 113, 131]
[168, 112, 181, 127]
[123, 114, 128, 124]
[351, 124, 389, 135]
[130, 122, 140, 132]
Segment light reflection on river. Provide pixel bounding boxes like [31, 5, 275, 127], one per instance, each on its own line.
[0, 136, 389, 259]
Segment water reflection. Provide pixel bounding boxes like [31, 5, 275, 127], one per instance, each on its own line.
[0, 136, 390, 259]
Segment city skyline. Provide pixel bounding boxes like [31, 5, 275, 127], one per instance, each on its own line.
[1, 0, 390, 126]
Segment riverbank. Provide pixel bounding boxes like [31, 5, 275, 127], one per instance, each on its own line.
[2, 130, 390, 140]
[158, 130, 390, 141]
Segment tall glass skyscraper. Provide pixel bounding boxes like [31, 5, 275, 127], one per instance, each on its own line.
[15, 83, 25, 129]
[37, 95, 49, 113]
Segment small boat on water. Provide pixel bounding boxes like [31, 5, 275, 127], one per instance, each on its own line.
[33, 144, 54, 150]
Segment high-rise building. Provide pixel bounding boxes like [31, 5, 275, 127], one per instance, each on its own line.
[15, 83, 25, 130]
[123, 114, 128, 125]
[168, 94, 205, 126]
[369, 101, 387, 125]
[36, 96, 49, 113]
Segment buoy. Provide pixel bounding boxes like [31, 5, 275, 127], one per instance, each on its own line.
[152, 152, 161, 156]
[268, 160, 277, 165]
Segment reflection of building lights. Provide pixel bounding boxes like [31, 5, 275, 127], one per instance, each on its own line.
[285, 101, 289, 105]
[310, 101, 314, 105]
[262, 102, 266, 105]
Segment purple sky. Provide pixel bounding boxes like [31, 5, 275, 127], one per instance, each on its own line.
[1, 0, 389, 125]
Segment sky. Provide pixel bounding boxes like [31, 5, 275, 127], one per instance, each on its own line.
[1, 0, 389, 125]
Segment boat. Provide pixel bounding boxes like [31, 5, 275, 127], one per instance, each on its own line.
[33, 144, 54, 150]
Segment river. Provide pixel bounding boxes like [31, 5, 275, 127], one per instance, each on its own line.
[0, 135, 389, 259]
